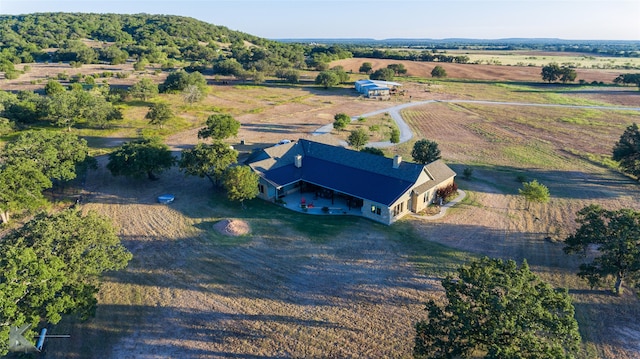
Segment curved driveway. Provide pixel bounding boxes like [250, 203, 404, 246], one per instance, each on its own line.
[313, 100, 640, 148]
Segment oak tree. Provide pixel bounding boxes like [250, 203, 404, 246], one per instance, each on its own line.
[107, 137, 175, 180]
[0, 161, 52, 224]
[145, 102, 173, 128]
[315, 71, 340, 89]
[179, 142, 238, 186]
[0, 209, 132, 355]
[347, 128, 368, 150]
[414, 257, 581, 359]
[370, 68, 395, 81]
[2, 130, 93, 183]
[129, 77, 158, 101]
[197, 113, 240, 140]
[431, 65, 447, 78]
[563, 205, 640, 295]
[541, 63, 561, 83]
[411, 139, 441, 164]
[612, 123, 640, 179]
[359, 62, 373, 74]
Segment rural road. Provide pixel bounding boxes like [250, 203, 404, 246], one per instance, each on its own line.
[313, 99, 640, 148]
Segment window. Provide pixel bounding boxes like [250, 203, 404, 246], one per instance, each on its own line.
[258, 184, 265, 194]
[371, 205, 381, 215]
[393, 202, 404, 217]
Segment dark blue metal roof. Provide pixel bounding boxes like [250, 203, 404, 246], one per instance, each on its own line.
[262, 156, 414, 206]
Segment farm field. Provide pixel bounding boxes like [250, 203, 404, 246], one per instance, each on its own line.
[439, 49, 640, 69]
[3, 57, 640, 358]
[333, 57, 640, 85]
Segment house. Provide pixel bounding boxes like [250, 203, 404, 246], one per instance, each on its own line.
[355, 79, 402, 98]
[246, 139, 456, 225]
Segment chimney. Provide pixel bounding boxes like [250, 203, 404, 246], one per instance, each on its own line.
[294, 154, 302, 168]
[393, 155, 402, 169]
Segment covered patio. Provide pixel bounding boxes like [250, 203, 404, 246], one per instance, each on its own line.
[277, 182, 364, 216]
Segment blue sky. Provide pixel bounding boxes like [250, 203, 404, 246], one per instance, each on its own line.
[1, 0, 639, 40]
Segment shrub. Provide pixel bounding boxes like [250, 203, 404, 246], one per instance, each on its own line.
[436, 182, 458, 202]
[333, 113, 350, 130]
[4, 71, 19, 79]
[0, 117, 15, 135]
[390, 127, 400, 143]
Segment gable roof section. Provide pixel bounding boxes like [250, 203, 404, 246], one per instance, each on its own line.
[247, 139, 429, 206]
[413, 159, 457, 194]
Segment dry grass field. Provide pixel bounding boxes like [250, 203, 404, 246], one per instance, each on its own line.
[3, 57, 640, 358]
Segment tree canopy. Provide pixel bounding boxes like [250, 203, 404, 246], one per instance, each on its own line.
[43, 88, 121, 130]
[197, 113, 241, 140]
[414, 257, 581, 359]
[179, 142, 238, 186]
[347, 128, 368, 150]
[518, 179, 551, 209]
[370, 68, 395, 81]
[107, 137, 175, 180]
[612, 123, 640, 179]
[222, 165, 259, 206]
[613, 73, 640, 90]
[359, 62, 373, 74]
[2, 130, 93, 183]
[0, 209, 131, 356]
[563, 204, 640, 295]
[160, 70, 206, 93]
[431, 65, 447, 78]
[541, 63, 577, 83]
[333, 113, 351, 131]
[44, 80, 66, 95]
[411, 139, 441, 164]
[387, 63, 407, 75]
[145, 102, 174, 128]
[0, 160, 52, 224]
[315, 71, 340, 89]
[129, 78, 159, 101]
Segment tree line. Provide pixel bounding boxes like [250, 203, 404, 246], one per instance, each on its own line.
[0, 129, 131, 355]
